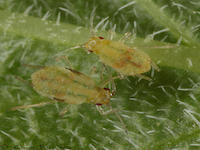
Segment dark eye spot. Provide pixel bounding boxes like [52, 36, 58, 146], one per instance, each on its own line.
[96, 103, 102, 106]
[88, 50, 93, 53]
[104, 88, 110, 91]
[98, 36, 104, 39]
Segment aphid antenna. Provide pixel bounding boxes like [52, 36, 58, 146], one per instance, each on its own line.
[96, 104, 128, 135]
[146, 45, 176, 49]
[55, 45, 84, 57]
[100, 75, 122, 88]
[135, 74, 152, 81]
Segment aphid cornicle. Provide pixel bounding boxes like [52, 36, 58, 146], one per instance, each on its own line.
[84, 36, 155, 77]
[31, 66, 112, 105]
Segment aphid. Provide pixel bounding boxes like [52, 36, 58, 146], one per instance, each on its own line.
[31, 66, 112, 105]
[58, 35, 159, 80]
[12, 66, 127, 133]
[13, 66, 112, 107]
[84, 36, 159, 78]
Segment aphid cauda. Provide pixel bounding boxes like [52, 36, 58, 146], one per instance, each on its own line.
[84, 36, 156, 77]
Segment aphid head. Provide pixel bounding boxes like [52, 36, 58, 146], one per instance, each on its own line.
[96, 103, 102, 106]
[88, 50, 93, 53]
[98, 36, 104, 39]
[84, 36, 104, 52]
[95, 87, 112, 105]
[103, 87, 114, 96]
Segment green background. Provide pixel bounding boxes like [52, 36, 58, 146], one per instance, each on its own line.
[0, 0, 200, 149]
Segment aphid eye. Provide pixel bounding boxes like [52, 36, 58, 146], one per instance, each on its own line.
[96, 103, 102, 106]
[88, 50, 93, 53]
[89, 40, 96, 46]
[104, 88, 110, 91]
[98, 36, 104, 39]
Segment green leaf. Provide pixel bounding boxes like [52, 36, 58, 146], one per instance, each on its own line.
[0, 0, 200, 149]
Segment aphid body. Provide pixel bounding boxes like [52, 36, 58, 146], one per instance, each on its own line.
[13, 66, 127, 134]
[31, 66, 111, 105]
[84, 37, 152, 76]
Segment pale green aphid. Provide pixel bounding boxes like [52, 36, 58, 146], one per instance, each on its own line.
[58, 35, 159, 81]
[31, 66, 111, 105]
[12, 66, 127, 133]
[85, 36, 160, 80]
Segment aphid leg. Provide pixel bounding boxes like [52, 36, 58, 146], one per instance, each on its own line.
[53, 97, 65, 102]
[59, 107, 68, 116]
[11, 101, 55, 111]
[148, 45, 176, 49]
[89, 66, 98, 76]
[96, 105, 118, 115]
[110, 73, 124, 93]
[53, 98, 69, 116]
[100, 75, 122, 88]
[99, 64, 107, 81]
[108, 104, 128, 134]
[113, 111, 128, 134]
[151, 61, 160, 72]
[119, 32, 132, 42]
[55, 55, 73, 69]
[108, 29, 115, 40]
[111, 79, 116, 93]
[96, 105, 128, 134]
[22, 64, 44, 69]
[90, 28, 96, 37]
[135, 74, 152, 81]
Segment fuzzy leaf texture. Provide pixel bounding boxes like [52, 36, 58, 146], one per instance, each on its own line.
[0, 0, 200, 150]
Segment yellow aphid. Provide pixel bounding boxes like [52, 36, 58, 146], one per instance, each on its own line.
[11, 65, 121, 114]
[12, 66, 127, 134]
[84, 36, 153, 76]
[31, 66, 112, 105]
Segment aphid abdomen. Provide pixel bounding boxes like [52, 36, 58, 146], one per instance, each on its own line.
[31, 66, 99, 104]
